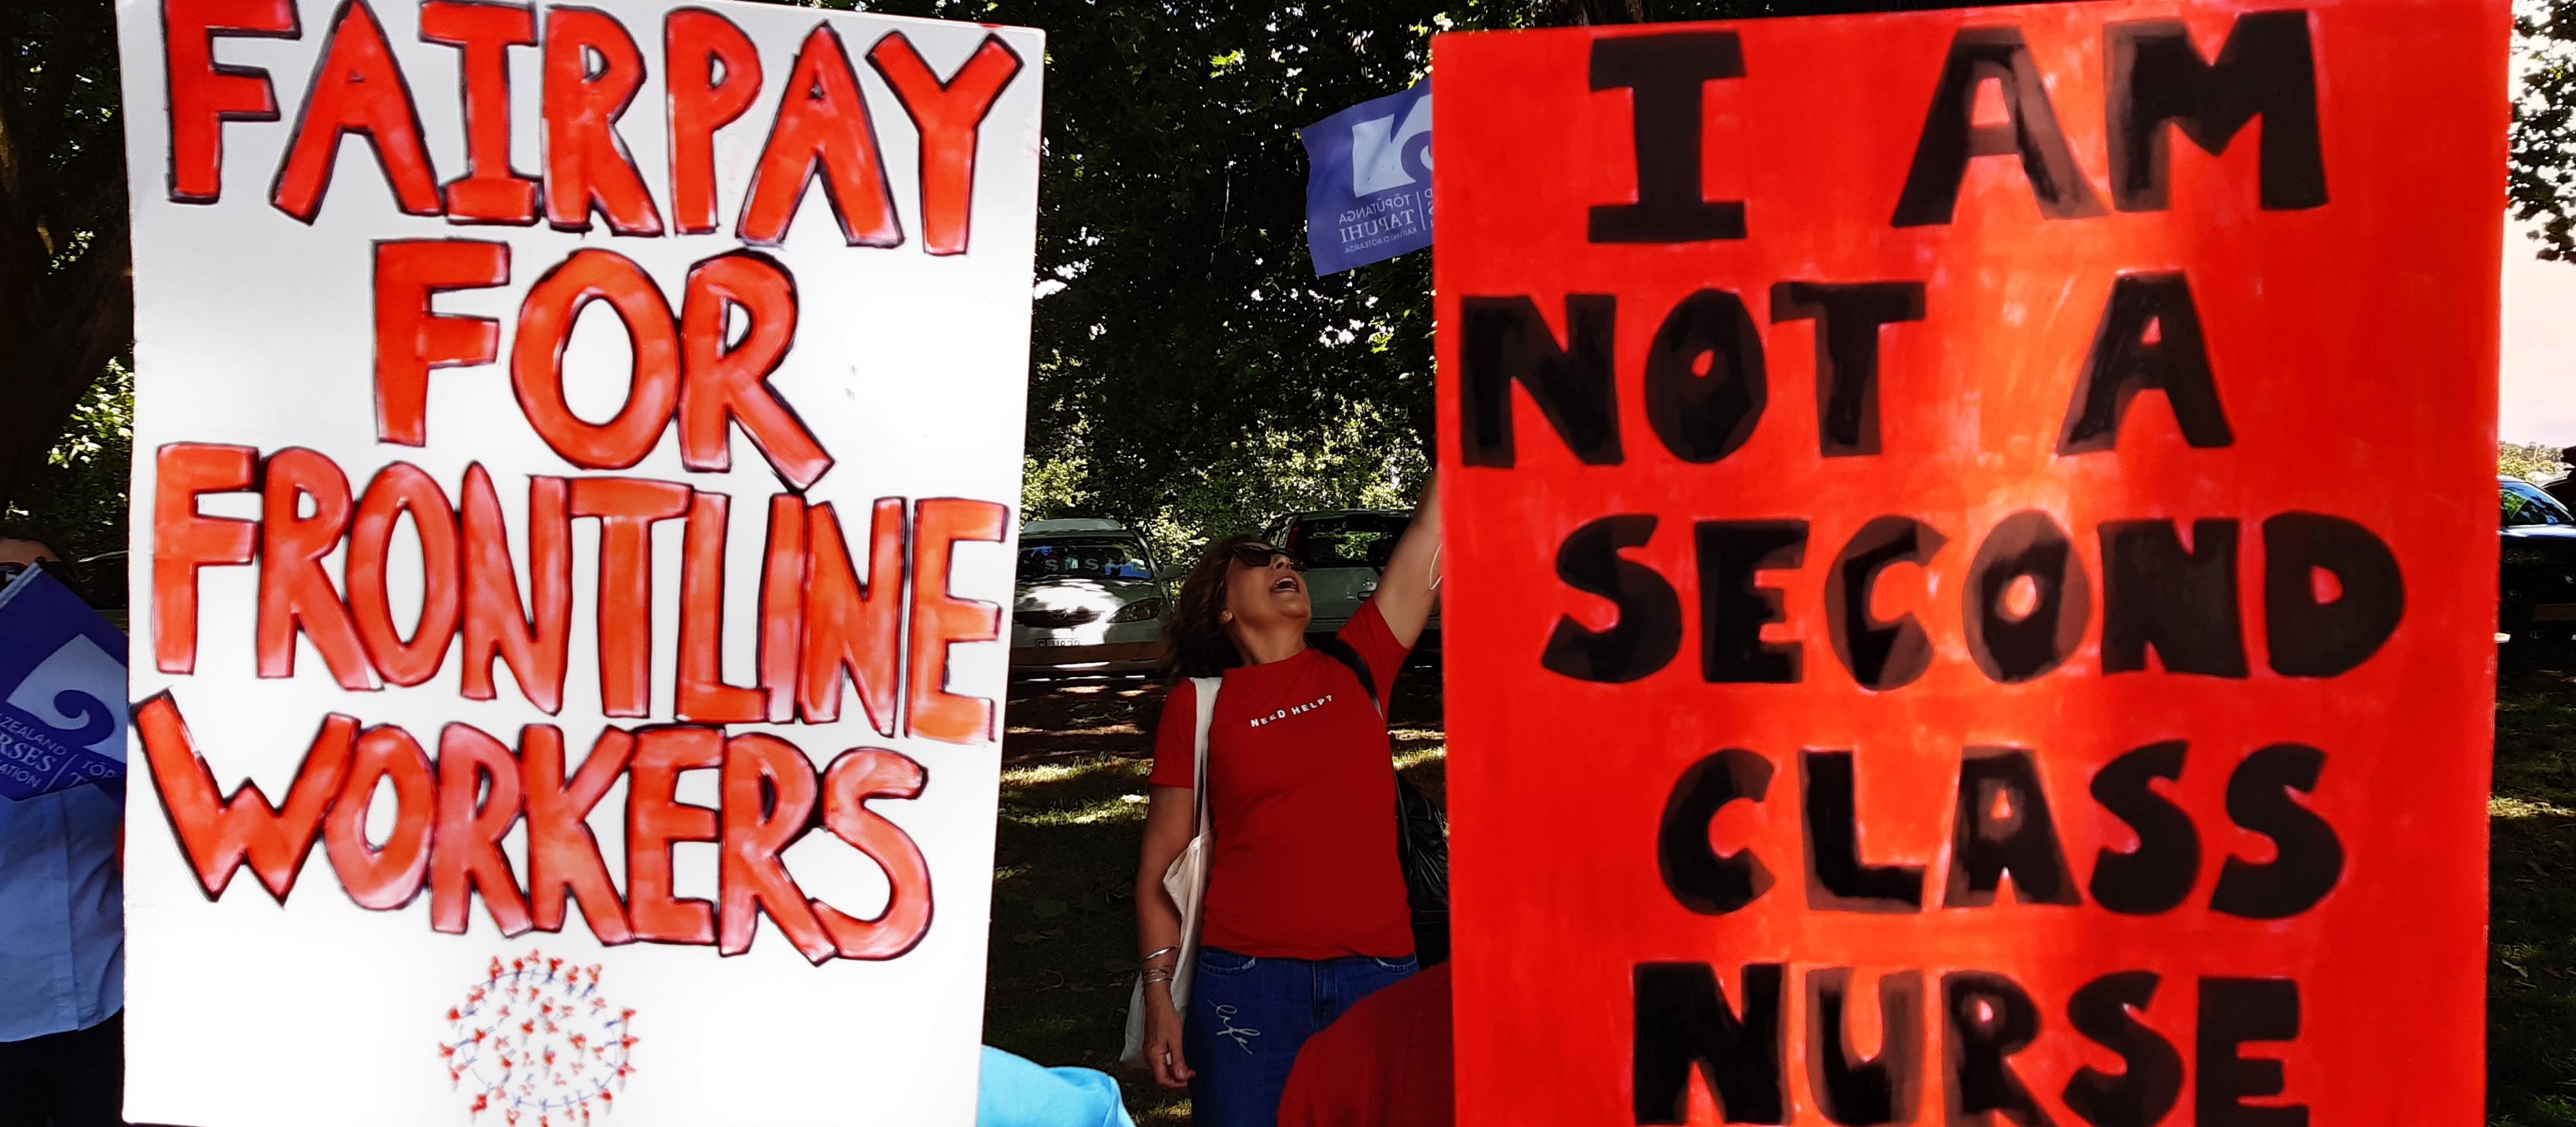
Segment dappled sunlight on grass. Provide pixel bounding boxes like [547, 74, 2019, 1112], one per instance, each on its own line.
[2495, 794, 2576, 821]
[1007, 716, 1148, 737]
[999, 753, 1156, 826]
[1017, 794, 1152, 827]
[2493, 666, 2576, 1125]
[1135, 1101, 1193, 1125]
[1001, 757, 1135, 788]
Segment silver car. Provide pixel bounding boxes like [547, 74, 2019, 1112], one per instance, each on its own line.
[1008, 519, 1169, 677]
[1262, 509, 1441, 651]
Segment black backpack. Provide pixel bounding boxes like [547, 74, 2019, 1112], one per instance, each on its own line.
[1313, 636, 1451, 967]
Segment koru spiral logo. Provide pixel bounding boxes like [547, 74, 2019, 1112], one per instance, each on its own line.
[440, 950, 638, 1125]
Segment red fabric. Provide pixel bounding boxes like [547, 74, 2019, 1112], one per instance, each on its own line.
[1149, 600, 1413, 959]
[1278, 962, 1455, 1127]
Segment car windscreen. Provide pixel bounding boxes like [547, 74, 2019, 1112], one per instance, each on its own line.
[2504, 482, 2575, 528]
[1019, 538, 1152, 582]
[1285, 514, 1411, 570]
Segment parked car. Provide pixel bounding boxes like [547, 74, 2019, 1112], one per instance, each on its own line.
[77, 550, 127, 632]
[2545, 468, 2576, 515]
[1261, 509, 1440, 653]
[1008, 519, 1168, 677]
[2502, 477, 2576, 646]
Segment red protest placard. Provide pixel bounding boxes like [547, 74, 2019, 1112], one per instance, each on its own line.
[1432, 2, 2505, 1123]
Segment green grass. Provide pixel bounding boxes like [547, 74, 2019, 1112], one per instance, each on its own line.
[989, 666, 2576, 1124]
[983, 747, 1182, 1120]
[2494, 667, 2576, 1125]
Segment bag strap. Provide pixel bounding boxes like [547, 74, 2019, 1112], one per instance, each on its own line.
[1311, 635, 1383, 718]
[1188, 676, 1221, 835]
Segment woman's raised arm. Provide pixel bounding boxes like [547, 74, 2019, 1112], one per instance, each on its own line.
[1373, 469, 1442, 649]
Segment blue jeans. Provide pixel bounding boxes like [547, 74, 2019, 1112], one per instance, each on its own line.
[1183, 947, 1418, 1127]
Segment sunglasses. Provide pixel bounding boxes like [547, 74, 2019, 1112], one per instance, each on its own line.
[1229, 544, 1305, 572]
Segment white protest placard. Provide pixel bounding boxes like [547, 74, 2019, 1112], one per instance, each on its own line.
[112, 1, 1041, 1122]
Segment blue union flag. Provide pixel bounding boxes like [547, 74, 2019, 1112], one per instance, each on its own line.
[1300, 78, 1433, 275]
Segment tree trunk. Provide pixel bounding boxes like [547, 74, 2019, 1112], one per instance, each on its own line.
[0, 11, 133, 517]
[0, 225, 130, 512]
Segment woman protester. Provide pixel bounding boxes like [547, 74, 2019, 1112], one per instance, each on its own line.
[1131, 475, 1441, 1127]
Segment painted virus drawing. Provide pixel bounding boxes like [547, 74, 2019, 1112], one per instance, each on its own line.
[440, 951, 638, 1125]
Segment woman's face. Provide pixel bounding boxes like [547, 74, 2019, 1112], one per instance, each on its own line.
[1222, 545, 1310, 633]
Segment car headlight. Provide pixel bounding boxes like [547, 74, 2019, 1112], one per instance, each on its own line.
[1109, 598, 1165, 623]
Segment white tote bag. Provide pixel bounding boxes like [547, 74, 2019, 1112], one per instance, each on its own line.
[1120, 676, 1221, 1066]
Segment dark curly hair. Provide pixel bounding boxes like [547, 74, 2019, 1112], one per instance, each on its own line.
[1162, 533, 1269, 681]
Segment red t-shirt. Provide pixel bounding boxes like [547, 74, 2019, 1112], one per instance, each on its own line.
[1149, 600, 1414, 959]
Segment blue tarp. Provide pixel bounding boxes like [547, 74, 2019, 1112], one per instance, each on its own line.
[977, 1046, 1135, 1127]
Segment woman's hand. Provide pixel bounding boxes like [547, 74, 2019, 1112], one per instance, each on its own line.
[1144, 988, 1194, 1088]
[1135, 783, 1196, 1088]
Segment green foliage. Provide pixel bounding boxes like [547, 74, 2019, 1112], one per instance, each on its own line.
[837, 0, 1825, 555]
[0, 0, 132, 509]
[1132, 402, 1431, 568]
[1021, 401, 1428, 568]
[828, 0, 1505, 553]
[879, 0, 2010, 552]
[3, 359, 130, 561]
[1021, 451, 1095, 517]
[2521, 0, 2576, 258]
[0, 2, 124, 252]
[2507, 441, 2565, 482]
